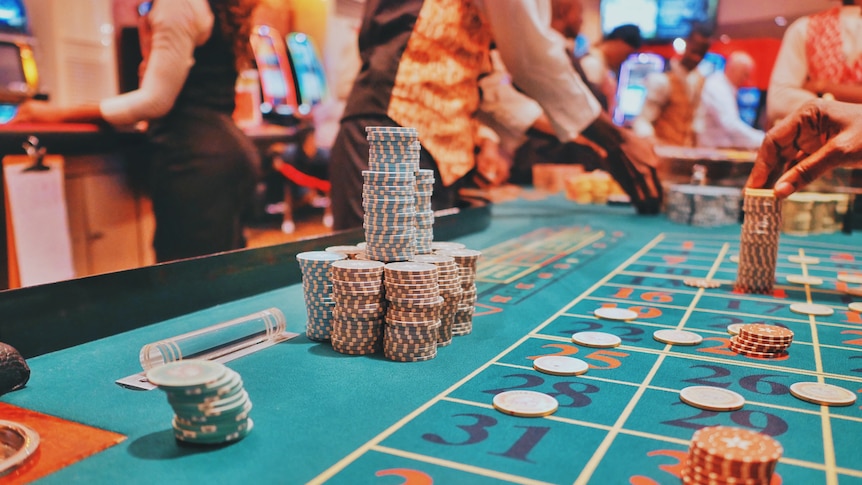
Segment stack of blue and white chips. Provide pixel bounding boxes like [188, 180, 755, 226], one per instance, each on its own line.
[147, 360, 253, 445]
[436, 248, 482, 336]
[363, 127, 420, 262]
[414, 169, 435, 254]
[297, 251, 347, 341]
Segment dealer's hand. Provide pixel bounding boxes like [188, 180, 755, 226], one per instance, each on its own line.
[475, 137, 510, 188]
[747, 99, 862, 198]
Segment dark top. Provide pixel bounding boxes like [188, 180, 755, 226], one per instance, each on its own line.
[341, 0, 423, 120]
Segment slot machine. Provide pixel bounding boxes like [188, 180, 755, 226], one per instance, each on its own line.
[0, 0, 39, 123]
[613, 52, 664, 126]
[249, 25, 301, 125]
[285, 32, 328, 115]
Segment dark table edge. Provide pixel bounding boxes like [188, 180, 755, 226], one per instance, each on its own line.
[0, 199, 491, 358]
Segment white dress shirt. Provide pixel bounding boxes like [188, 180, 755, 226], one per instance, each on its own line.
[697, 72, 765, 150]
[474, 0, 601, 142]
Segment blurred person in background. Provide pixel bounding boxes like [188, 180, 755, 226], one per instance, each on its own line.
[697, 51, 765, 150]
[631, 24, 712, 146]
[13, 0, 261, 263]
[767, 0, 862, 127]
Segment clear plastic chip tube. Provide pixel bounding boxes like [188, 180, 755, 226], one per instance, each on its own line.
[139, 308, 286, 371]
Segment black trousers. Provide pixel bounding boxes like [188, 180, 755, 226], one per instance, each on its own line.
[329, 116, 458, 231]
[147, 107, 260, 262]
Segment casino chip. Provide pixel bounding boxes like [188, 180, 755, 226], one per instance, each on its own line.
[571, 331, 621, 348]
[682, 426, 783, 484]
[735, 189, 781, 295]
[653, 329, 702, 346]
[789, 382, 857, 406]
[532, 356, 589, 376]
[146, 359, 227, 389]
[789, 303, 834, 316]
[848, 302, 862, 313]
[147, 360, 253, 445]
[788, 255, 820, 265]
[837, 273, 862, 285]
[683, 278, 721, 289]
[726, 323, 743, 336]
[785, 275, 823, 286]
[297, 251, 348, 341]
[492, 390, 558, 417]
[593, 307, 638, 321]
[729, 323, 793, 359]
[679, 386, 745, 411]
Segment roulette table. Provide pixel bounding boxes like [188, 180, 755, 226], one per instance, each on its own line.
[1, 193, 860, 484]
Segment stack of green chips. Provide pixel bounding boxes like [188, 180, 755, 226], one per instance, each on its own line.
[146, 360, 253, 445]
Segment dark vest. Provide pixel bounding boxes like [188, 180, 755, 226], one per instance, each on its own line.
[173, 0, 238, 115]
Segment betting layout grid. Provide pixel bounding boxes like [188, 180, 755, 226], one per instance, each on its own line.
[308, 229, 862, 484]
[295, 127, 482, 362]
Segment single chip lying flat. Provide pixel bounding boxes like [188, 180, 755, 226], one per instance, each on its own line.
[679, 386, 745, 411]
[836, 273, 862, 284]
[789, 382, 857, 406]
[593, 307, 638, 321]
[786, 275, 823, 286]
[653, 329, 703, 346]
[533, 356, 589, 376]
[684, 278, 721, 289]
[788, 255, 820, 265]
[571, 331, 622, 348]
[492, 390, 559, 417]
[789, 303, 834, 316]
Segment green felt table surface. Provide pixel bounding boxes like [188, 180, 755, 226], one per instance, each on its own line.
[2, 194, 861, 484]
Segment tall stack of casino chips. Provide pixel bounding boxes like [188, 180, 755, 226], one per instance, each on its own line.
[382, 262, 443, 361]
[436, 248, 482, 336]
[411, 254, 462, 346]
[297, 251, 347, 341]
[146, 360, 253, 445]
[414, 169, 435, 254]
[363, 126, 420, 262]
[682, 426, 782, 484]
[735, 188, 781, 294]
[729, 323, 793, 359]
[329, 259, 386, 355]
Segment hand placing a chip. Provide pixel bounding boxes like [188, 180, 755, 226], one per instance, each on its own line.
[747, 99, 862, 198]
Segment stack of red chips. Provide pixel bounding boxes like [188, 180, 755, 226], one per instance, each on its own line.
[729, 323, 793, 359]
[682, 426, 783, 484]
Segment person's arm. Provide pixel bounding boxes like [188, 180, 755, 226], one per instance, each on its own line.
[701, 76, 764, 149]
[747, 99, 862, 198]
[13, 0, 212, 126]
[802, 78, 862, 104]
[474, 123, 510, 187]
[630, 72, 669, 140]
[475, 0, 601, 142]
[765, 17, 814, 125]
[99, 0, 213, 125]
[477, 53, 545, 145]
